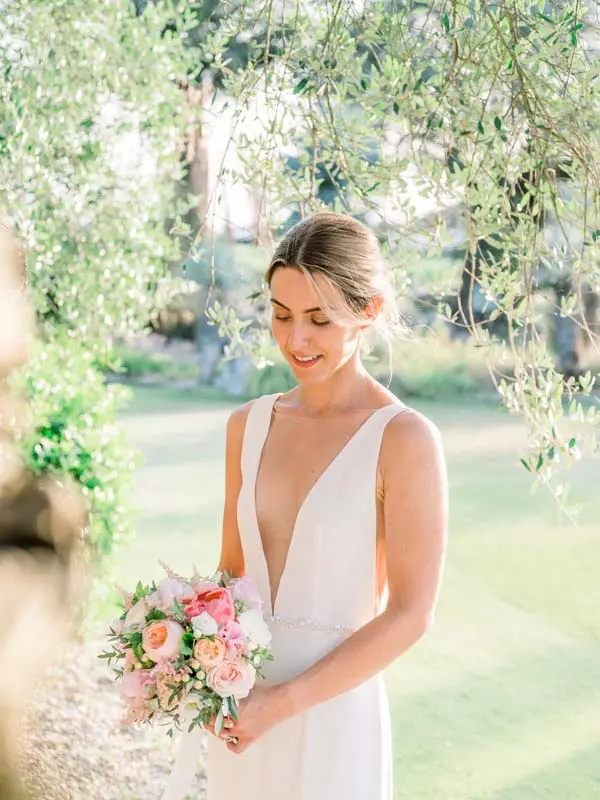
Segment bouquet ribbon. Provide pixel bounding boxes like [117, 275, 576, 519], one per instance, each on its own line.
[160, 708, 204, 800]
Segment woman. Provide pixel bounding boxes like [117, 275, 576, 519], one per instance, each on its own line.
[171, 212, 448, 800]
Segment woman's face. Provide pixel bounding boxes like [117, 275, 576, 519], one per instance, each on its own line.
[269, 267, 362, 384]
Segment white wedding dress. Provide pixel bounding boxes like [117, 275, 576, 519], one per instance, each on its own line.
[163, 392, 406, 800]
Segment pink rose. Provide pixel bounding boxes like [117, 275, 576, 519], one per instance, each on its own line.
[207, 660, 256, 700]
[184, 587, 235, 627]
[219, 620, 247, 657]
[142, 620, 185, 663]
[118, 668, 152, 701]
[193, 635, 227, 668]
[228, 577, 264, 611]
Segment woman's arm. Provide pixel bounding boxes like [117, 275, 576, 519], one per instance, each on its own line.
[216, 402, 254, 578]
[278, 409, 448, 717]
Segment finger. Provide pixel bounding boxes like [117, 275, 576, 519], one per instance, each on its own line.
[219, 722, 236, 740]
[206, 723, 222, 739]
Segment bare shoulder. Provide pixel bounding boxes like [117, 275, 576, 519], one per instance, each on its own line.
[227, 399, 255, 436]
[225, 399, 259, 460]
[380, 405, 445, 471]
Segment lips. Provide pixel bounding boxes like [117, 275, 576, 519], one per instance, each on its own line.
[290, 354, 322, 368]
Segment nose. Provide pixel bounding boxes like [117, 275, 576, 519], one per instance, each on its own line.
[287, 320, 311, 352]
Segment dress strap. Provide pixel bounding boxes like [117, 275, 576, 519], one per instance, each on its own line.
[240, 393, 279, 482]
[350, 403, 410, 472]
[376, 403, 409, 428]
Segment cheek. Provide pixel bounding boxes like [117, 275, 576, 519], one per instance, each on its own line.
[271, 320, 286, 346]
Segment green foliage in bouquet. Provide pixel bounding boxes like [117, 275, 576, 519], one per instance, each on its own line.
[100, 569, 274, 737]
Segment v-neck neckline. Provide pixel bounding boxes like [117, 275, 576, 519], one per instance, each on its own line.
[253, 394, 396, 617]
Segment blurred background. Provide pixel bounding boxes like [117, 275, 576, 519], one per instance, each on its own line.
[1, 1, 599, 798]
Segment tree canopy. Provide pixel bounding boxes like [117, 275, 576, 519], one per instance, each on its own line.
[1, 0, 598, 530]
[186, 0, 600, 504]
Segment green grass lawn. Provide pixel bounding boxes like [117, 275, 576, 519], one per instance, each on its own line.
[108, 386, 600, 800]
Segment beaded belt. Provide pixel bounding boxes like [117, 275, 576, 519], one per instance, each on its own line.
[265, 614, 355, 636]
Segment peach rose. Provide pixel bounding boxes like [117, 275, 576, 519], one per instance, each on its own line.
[207, 660, 256, 700]
[193, 635, 227, 669]
[142, 620, 184, 663]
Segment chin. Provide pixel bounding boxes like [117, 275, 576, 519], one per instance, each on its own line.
[288, 359, 328, 383]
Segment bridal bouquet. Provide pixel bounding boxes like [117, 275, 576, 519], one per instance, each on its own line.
[100, 565, 273, 737]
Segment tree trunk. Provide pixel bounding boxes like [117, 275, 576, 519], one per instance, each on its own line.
[553, 281, 583, 378]
[182, 73, 214, 241]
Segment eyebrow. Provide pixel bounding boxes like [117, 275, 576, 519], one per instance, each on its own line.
[270, 298, 322, 314]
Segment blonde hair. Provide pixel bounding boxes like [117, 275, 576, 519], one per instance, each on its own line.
[265, 213, 401, 361]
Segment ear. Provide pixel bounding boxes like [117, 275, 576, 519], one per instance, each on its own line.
[364, 295, 384, 321]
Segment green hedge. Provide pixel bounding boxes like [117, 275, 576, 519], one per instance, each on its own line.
[12, 338, 138, 562]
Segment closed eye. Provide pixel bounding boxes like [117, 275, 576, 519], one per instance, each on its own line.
[273, 314, 329, 326]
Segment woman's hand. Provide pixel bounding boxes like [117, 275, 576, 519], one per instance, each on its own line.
[219, 683, 292, 755]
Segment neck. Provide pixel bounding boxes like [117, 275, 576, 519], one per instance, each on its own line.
[293, 355, 376, 416]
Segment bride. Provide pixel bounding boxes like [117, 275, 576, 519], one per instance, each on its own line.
[169, 211, 447, 800]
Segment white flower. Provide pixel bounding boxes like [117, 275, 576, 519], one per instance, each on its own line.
[237, 609, 272, 648]
[147, 578, 195, 611]
[191, 611, 219, 637]
[124, 598, 148, 630]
